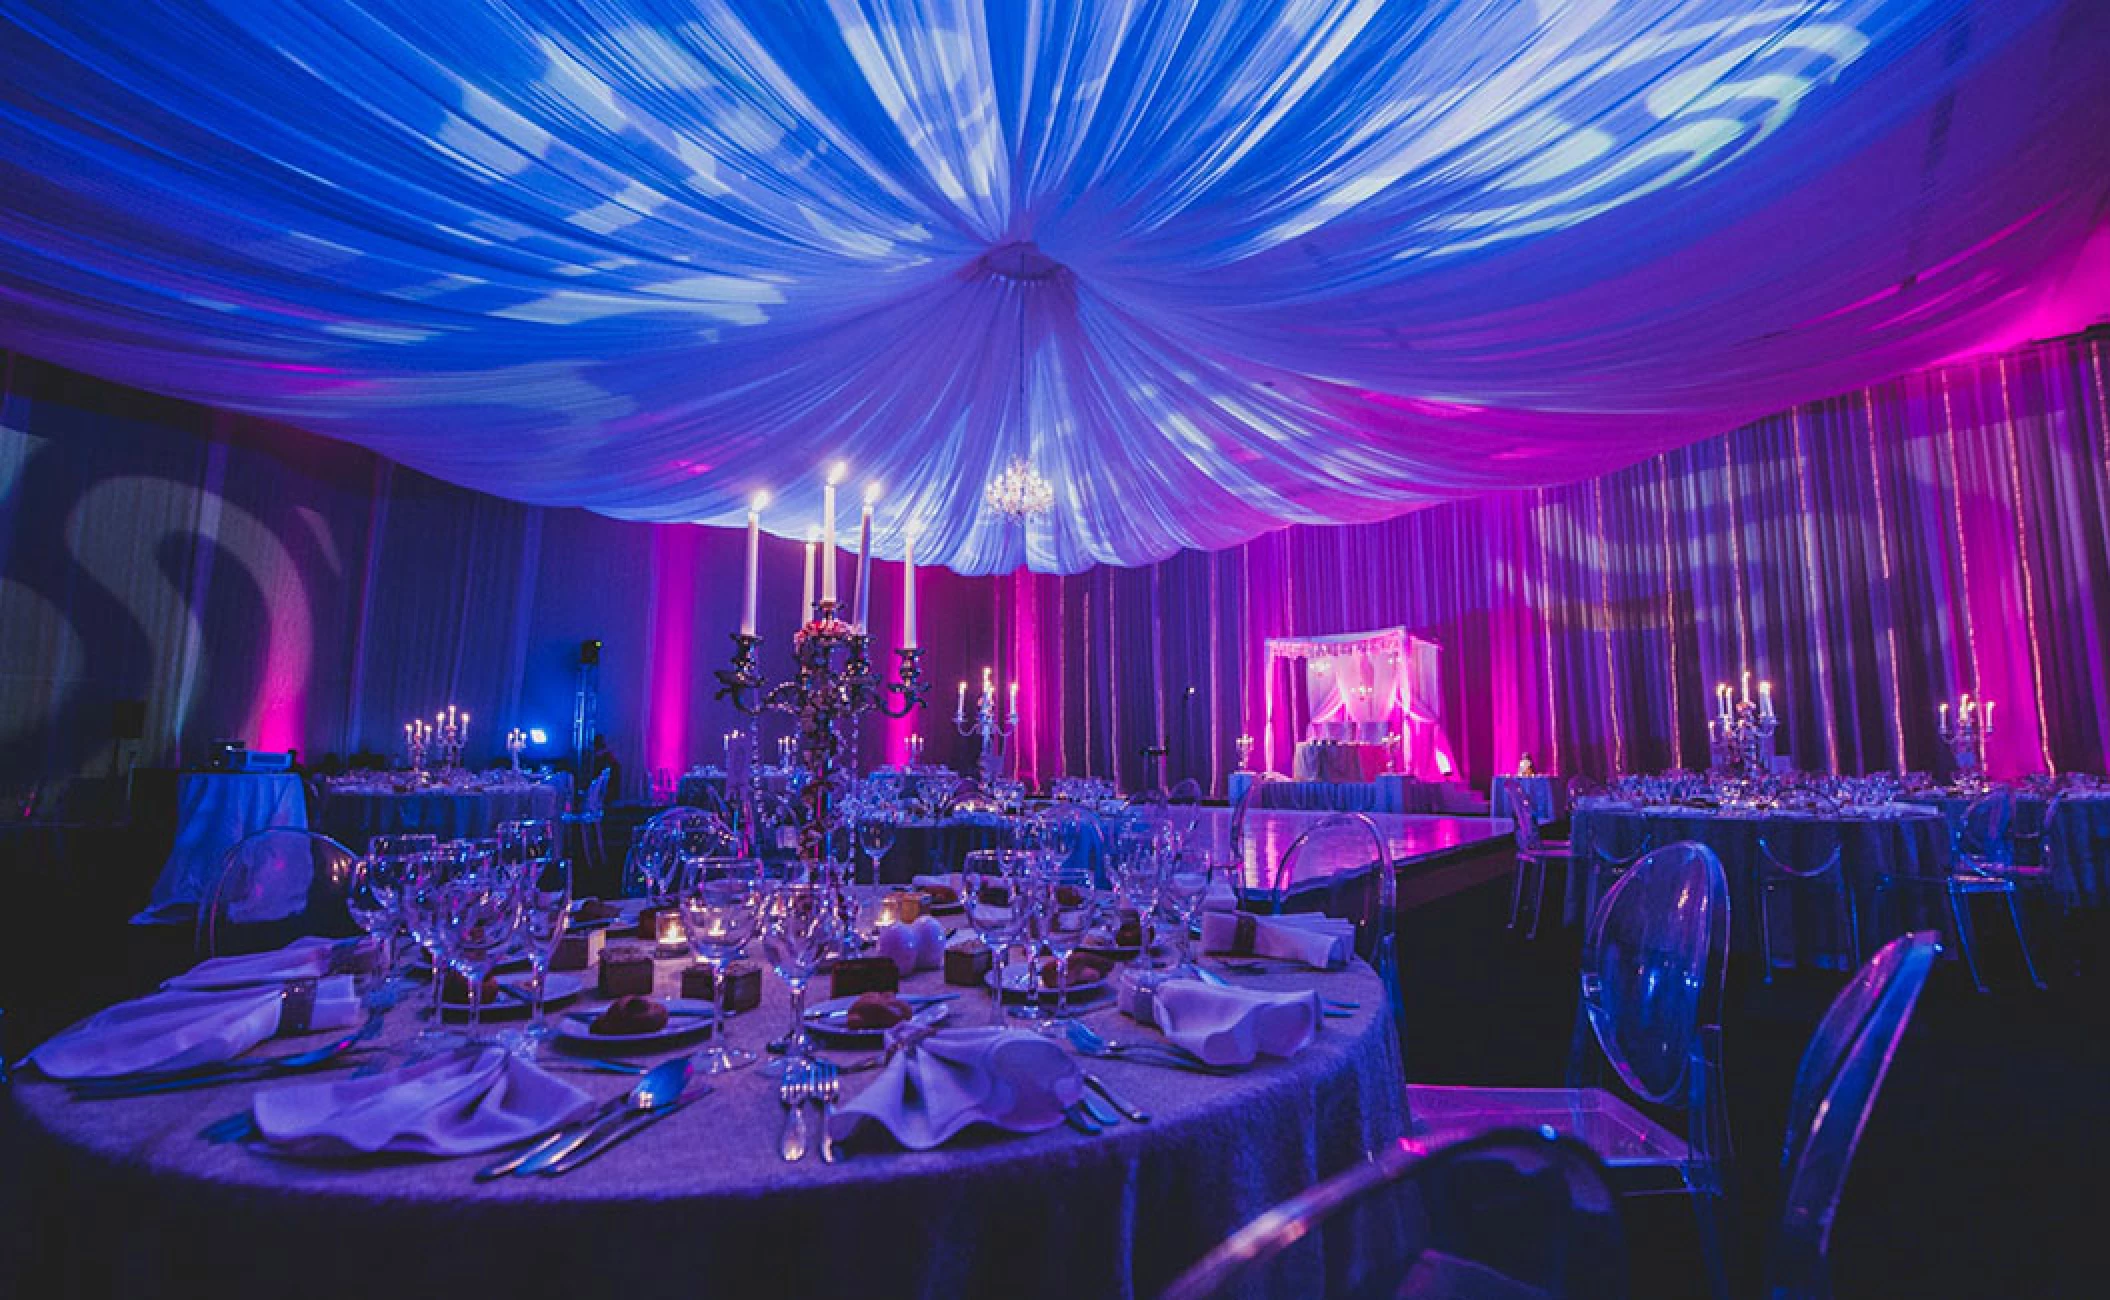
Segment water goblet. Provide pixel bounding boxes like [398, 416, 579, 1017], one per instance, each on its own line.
[1158, 849, 1219, 972]
[344, 856, 402, 1001]
[509, 856, 571, 1055]
[680, 855, 761, 1073]
[1037, 863, 1097, 1027]
[759, 881, 834, 1071]
[856, 816, 898, 889]
[397, 848, 461, 1046]
[367, 834, 436, 971]
[435, 853, 523, 1042]
[962, 849, 1024, 1027]
[496, 818, 556, 873]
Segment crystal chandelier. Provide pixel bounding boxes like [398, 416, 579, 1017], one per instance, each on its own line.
[984, 454, 1054, 521]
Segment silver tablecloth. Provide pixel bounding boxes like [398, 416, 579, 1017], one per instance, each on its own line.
[1569, 804, 1951, 968]
[9, 956, 1406, 1300]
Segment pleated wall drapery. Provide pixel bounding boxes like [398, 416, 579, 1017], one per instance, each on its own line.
[4, 331, 2110, 795]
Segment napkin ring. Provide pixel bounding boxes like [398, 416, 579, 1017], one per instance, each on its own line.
[881, 1018, 941, 1062]
[1223, 913, 1260, 955]
[277, 979, 319, 1036]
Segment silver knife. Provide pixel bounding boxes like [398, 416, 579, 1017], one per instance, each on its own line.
[476, 1093, 630, 1181]
[1084, 1073, 1150, 1123]
[541, 1092, 705, 1176]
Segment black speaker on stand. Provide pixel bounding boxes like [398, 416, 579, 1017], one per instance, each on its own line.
[572, 639, 602, 774]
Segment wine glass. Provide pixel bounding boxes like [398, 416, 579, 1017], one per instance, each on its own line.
[758, 880, 835, 1071]
[962, 849, 1024, 1026]
[366, 833, 436, 972]
[397, 847, 460, 1046]
[509, 856, 572, 1055]
[1036, 862, 1097, 1027]
[435, 850, 522, 1042]
[497, 818, 556, 873]
[1158, 848, 1218, 972]
[1108, 837, 1165, 969]
[856, 816, 898, 889]
[344, 856, 401, 1003]
[680, 855, 760, 1073]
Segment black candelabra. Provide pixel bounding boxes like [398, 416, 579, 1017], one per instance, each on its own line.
[715, 599, 925, 862]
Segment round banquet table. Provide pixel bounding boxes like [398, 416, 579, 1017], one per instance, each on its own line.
[1901, 789, 2110, 908]
[8, 956, 1406, 1300]
[315, 778, 563, 846]
[1569, 803, 1951, 969]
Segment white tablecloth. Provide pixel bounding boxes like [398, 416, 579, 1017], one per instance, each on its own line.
[138, 773, 308, 923]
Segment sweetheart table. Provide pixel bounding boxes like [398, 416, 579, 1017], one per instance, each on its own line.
[8, 957, 1405, 1299]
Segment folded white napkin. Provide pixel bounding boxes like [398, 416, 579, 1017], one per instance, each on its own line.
[1201, 911, 1354, 969]
[30, 978, 361, 1080]
[1202, 879, 1239, 912]
[827, 1027, 1082, 1150]
[166, 936, 378, 991]
[253, 1045, 593, 1158]
[1119, 977, 1321, 1066]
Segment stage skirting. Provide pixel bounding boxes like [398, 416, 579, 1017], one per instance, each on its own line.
[1228, 773, 1483, 816]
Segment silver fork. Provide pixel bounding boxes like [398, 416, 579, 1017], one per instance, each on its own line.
[811, 1059, 842, 1163]
[776, 1059, 813, 1162]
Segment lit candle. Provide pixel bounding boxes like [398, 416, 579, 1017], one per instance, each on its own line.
[956, 681, 968, 721]
[1758, 680, 1772, 720]
[851, 483, 877, 630]
[1009, 681, 1019, 719]
[741, 491, 767, 637]
[460, 714, 468, 749]
[1940, 701, 1949, 730]
[902, 526, 918, 650]
[1983, 700, 1994, 731]
[1740, 671, 1751, 708]
[1960, 693, 1973, 722]
[821, 462, 845, 606]
[800, 528, 816, 621]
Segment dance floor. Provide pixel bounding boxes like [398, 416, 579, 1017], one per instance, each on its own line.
[1189, 807, 1511, 895]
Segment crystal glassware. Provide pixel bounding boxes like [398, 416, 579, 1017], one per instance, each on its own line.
[344, 855, 400, 1003]
[1108, 837, 1165, 969]
[1036, 862, 1096, 1026]
[962, 849, 1024, 1027]
[367, 833, 436, 972]
[496, 818, 556, 873]
[435, 848, 523, 1043]
[758, 880, 834, 1071]
[680, 855, 761, 1073]
[856, 816, 898, 889]
[397, 847, 459, 1047]
[1158, 848, 1218, 972]
[509, 856, 571, 1055]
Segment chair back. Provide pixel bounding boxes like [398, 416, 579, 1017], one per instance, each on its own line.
[1957, 788, 2015, 864]
[1228, 772, 1292, 874]
[197, 828, 362, 957]
[1766, 932, 1940, 1300]
[1580, 841, 1731, 1108]
[1512, 802, 1545, 853]
[622, 806, 735, 896]
[1756, 827, 1843, 881]
[581, 768, 611, 816]
[1167, 777, 1203, 841]
[1163, 1129, 1628, 1300]
[1274, 812, 1402, 1035]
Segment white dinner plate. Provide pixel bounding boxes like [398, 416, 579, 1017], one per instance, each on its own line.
[802, 993, 955, 1045]
[554, 998, 717, 1051]
[438, 972, 583, 1017]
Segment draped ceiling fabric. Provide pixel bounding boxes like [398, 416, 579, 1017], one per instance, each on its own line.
[3, 1, 2109, 574]
[1260, 627, 1446, 778]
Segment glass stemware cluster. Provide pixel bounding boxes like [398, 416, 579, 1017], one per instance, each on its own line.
[354, 819, 569, 1052]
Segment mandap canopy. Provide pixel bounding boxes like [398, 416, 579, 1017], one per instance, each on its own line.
[1263, 629, 1452, 782]
[1, 1, 2108, 572]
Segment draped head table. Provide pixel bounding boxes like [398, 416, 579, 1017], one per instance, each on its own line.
[8, 958, 1405, 1299]
[314, 775, 564, 847]
[1568, 803, 1951, 969]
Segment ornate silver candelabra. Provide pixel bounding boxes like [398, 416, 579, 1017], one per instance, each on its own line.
[953, 672, 1018, 786]
[716, 599, 925, 862]
[1938, 697, 1993, 787]
[1709, 700, 1778, 776]
[506, 727, 527, 774]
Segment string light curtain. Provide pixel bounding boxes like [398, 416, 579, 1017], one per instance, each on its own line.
[1, 1, 2107, 573]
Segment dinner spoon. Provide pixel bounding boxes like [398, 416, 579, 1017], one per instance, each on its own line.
[478, 1056, 689, 1180]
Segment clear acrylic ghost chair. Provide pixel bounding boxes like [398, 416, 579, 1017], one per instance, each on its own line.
[1409, 842, 1733, 1296]
[1163, 1128, 1629, 1300]
[1757, 828, 1859, 983]
[621, 805, 735, 898]
[1271, 812, 1403, 1038]
[1765, 931, 1940, 1300]
[1875, 788, 2043, 991]
[1226, 772, 1293, 894]
[1578, 831, 1653, 935]
[1166, 776, 1203, 841]
[1509, 804, 1576, 939]
[197, 828, 363, 958]
[557, 768, 610, 869]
